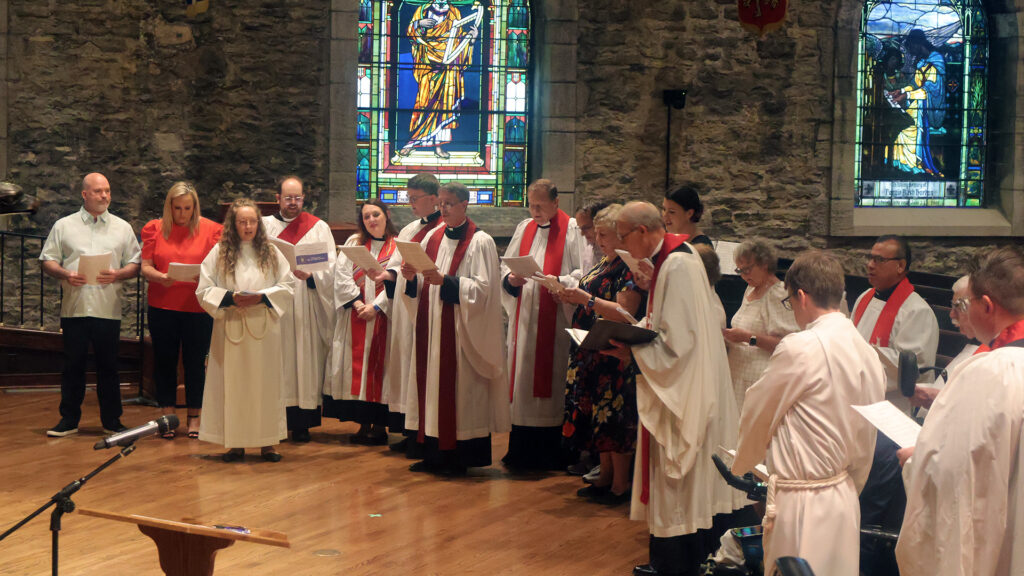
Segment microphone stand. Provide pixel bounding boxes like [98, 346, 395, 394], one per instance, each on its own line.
[0, 442, 137, 576]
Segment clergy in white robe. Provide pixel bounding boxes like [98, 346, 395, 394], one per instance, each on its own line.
[897, 245, 1024, 576]
[323, 200, 398, 445]
[261, 177, 336, 442]
[197, 200, 293, 459]
[606, 202, 745, 576]
[373, 174, 443, 452]
[401, 182, 509, 475]
[501, 179, 583, 470]
[733, 251, 885, 576]
[852, 236, 940, 560]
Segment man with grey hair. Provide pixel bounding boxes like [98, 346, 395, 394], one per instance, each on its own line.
[733, 250, 885, 576]
[40, 173, 141, 437]
[603, 201, 743, 576]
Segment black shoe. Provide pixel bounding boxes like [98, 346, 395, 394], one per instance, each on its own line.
[222, 449, 244, 463]
[363, 432, 388, 446]
[405, 440, 424, 460]
[389, 437, 408, 452]
[633, 564, 658, 576]
[102, 422, 127, 435]
[261, 451, 282, 462]
[47, 420, 79, 437]
[433, 463, 467, 477]
[596, 488, 632, 506]
[291, 428, 311, 443]
[409, 460, 434, 473]
[576, 484, 609, 499]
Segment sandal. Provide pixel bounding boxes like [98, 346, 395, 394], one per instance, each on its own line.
[161, 430, 175, 440]
[187, 430, 199, 439]
[187, 415, 200, 439]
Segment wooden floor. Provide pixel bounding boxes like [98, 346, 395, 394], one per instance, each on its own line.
[0, 389, 647, 575]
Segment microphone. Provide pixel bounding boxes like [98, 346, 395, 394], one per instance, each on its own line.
[93, 415, 179, 450]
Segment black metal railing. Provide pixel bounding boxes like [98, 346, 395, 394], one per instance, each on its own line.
[0, 230, 146, 337]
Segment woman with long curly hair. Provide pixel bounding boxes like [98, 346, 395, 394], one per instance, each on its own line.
[196, 198, 294, 462]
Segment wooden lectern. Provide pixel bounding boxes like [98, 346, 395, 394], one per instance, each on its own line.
[77, 508, 290, 576]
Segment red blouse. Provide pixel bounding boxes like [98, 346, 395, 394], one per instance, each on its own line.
[141, 217, 222, 313]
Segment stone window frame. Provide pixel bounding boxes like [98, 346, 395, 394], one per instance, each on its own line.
[327, 0, 580, 234]
[829, 0, 1024, 237]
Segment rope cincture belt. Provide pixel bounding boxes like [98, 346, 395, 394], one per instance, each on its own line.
[763, 470, 850, 533]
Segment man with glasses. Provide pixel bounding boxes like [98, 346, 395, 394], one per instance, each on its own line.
[501, 179, 583, 471]
[897, 245, 1024, 576]
[262, 176, 336, 443]
[602, 201, 743, 576]
[851, 234, 938, 576]
[733, 250, 885, 576]
[367, 173, 443, 455]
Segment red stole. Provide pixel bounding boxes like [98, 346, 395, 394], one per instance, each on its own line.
[977, 318, 1024, 354]
[276, 211, 319, 244]
[509, 210, 571, 400]
[349, 237, 396, 402]
[852, 277, 915, 347]
[640, 233, 689, 506]
[414, 220, 477, 450]
[411, 215, 441, 243]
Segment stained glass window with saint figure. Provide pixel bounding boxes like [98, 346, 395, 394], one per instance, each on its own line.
[856, 0, 987, 207]
[357, 0, 531, 206]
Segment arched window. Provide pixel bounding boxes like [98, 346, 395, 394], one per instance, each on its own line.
[855, 0, 987, 207]
[356, 0, 531, 206]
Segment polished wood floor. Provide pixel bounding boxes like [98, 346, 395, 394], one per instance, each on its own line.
[0, 390, 647, 575]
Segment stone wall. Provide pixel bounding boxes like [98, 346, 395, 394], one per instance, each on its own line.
[6, 0, 330, 234]
[574, 0, 1015, 276]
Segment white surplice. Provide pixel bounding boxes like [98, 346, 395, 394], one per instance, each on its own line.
[501, 217, 583, 427]
[897, 345, 1024, 576]
[197, 243, 293, 448]
[324, 235, 391, 405]
[262, 215, 336, 410]
[851, 289, 939, 412]
[630, 246, 746, 537]
[733, 312, 886, 576]
[380, 215, 443, 421]
[402, 228, 510, 441]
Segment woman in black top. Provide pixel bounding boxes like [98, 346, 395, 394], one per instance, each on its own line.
[662, 185, 712, 246]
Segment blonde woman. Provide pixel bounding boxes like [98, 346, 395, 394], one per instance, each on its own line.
[197, 198, 293, 462]
[140, 182, 222, 439]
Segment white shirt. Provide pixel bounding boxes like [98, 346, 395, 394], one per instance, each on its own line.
[39, 207, 141, 320]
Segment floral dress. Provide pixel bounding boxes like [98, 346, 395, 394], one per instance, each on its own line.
[562, 256, 643, 454]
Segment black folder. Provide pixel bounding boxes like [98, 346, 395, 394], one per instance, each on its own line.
[578, 319, 658, 351]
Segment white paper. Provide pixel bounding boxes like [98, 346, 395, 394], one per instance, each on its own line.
[339, 245, 384, 274]
[716, 446, 770, 482]
[614, 249, 653, 276]
[166, 262, 201, 282]
[565, 328, 588, 347]
[293, 242, 331, 273]
[715, 240, 741, 276]
[852, 401, 922, 449]
[269, 237, 295, 268]
[501, 255, 544, 279]
[533, 274, 565, 294]
[78, 253, 112, 285]
[396, 241, 439, 273]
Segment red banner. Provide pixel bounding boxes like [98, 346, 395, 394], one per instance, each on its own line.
[738, 0, 787, 35]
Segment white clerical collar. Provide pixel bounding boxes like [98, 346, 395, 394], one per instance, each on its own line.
[278, 213, 296, 223]
[649, 239, 664, 260]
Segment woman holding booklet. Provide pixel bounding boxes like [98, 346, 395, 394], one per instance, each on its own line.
[139, 181, 222, 439]
[324, 199, 399, 445]
[557, 204, 644, 505]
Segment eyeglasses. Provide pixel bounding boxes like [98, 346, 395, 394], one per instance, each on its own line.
[952, 297, 970, 312]
[781, 296, 792, 311]
[617, 226, 641, 241]
[281, 196, 304, 203]
[408, 194, 429, 203]
[735, 265, 754, 275]
[866, 254, 903, 265]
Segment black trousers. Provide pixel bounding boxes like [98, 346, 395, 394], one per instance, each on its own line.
[60, 317, 123, 428]
[148, 306, 214, 409]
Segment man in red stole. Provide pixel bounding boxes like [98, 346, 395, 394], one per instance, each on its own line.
[602, 201, 744, 576]
[501, 179, 583, 470]
[400, 182, 508, 476]
[262, 176, 336, 443]
[368, 173, 443, 456]
[897, 245, 1024, 576]
[850, 235, 938, 571]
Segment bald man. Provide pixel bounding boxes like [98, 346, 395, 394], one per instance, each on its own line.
[40, 173, 141, 437]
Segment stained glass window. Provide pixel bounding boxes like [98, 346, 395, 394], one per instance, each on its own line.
[357, 0, 531, 206]
[855, 0, 987, 207]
